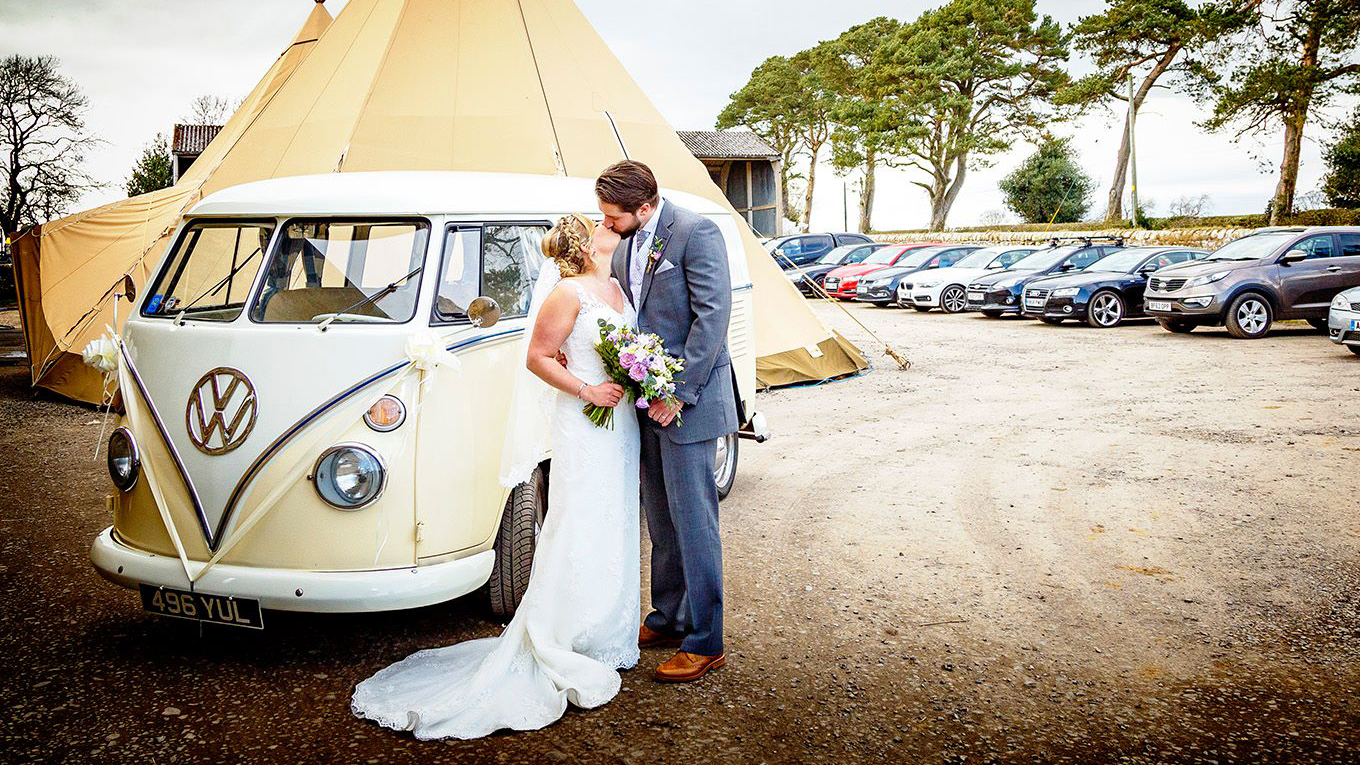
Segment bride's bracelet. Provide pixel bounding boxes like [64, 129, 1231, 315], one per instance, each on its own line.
[575, 381, 587, 400]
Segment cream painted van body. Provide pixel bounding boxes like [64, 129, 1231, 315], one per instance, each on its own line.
[91, 171, 759, 618]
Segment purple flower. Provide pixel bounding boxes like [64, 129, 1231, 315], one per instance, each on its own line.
[636, 398, 650, 409]
[629, 364, 647, 381]
[620, 352, 636, 367]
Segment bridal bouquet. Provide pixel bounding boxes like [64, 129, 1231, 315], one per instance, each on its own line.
[586, 319, 685, 429]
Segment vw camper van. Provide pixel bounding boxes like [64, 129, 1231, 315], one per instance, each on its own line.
[90, 171, 763, 628]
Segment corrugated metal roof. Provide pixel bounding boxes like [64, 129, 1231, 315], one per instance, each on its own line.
[678, 130, 779, 160]
[172, 124, 223, 155]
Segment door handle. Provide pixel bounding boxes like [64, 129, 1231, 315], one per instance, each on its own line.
[1327, 266, 1342, 272]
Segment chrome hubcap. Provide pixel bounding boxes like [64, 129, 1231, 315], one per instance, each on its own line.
[713, 435, 734, 487]
[943, 287, 966, 312]
[1092, 294, 1121, 326]
[1237, 300, 1267, 334]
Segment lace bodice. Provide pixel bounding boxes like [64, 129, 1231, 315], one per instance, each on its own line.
[561, 278, 635, 386]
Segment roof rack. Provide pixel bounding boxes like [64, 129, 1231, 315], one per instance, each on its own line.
[1042, 235, 1126, 247]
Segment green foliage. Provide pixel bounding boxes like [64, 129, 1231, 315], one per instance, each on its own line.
[999, 138, 1095, 223]
[125, 133, 173, 197]
[1323, 110, 1360, 208]
[886, 0, 1070, 230]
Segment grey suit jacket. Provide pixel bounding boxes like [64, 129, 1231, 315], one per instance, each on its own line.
[612, 200, 738, 444]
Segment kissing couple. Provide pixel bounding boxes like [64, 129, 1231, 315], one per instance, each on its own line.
[352, 160, 740, 739]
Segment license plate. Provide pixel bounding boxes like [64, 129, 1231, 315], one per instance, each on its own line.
[1351, 319, 1360, 331]
[1148, 300, 1172, 312]
[967, 291, 984, 302]
[1025, 297, 1046, 309]
[139, 584, 264, 629]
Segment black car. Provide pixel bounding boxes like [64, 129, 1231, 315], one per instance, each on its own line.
[1020, 247, 1209, 327]
[768, 232, 873, 269]
[966, 239, 1125, 317]
[853, 245, 981, 306]
[786, 242, 888, 297]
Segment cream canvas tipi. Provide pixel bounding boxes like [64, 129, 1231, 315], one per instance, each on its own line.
[15, 0, 865, 404]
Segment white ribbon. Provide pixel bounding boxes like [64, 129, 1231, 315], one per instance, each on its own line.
[83, 326, 122, 461]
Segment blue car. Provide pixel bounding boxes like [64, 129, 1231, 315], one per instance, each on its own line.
[1020, 246, 1209, 327]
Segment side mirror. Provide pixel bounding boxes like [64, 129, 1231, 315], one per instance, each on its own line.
[467, 296, 501, 329]
[1279, 250, 1308, 265]
[1138, 265, 1159, 275]
[1058, 263, 1075, 272]
[121, 274, 137, 302]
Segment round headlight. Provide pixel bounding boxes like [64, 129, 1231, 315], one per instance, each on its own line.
[312, 444, 386, 510]
[1332, 293, 1350, 310]
[107, 427, 140, 492]
[364, 395, 406, 432]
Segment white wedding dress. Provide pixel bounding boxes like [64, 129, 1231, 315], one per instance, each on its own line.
[351, 278, 641, 740]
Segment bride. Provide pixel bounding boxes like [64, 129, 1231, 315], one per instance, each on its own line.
[351, 213, 640, 739]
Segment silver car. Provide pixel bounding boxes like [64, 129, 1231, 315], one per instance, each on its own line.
[1328, 286, 1360, 356]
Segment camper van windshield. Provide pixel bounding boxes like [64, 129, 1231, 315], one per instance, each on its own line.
[251, 219, 430, 324]
[142, 221, 275, 321]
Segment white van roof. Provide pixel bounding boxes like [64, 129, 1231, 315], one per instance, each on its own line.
[189, 171, 728, 218]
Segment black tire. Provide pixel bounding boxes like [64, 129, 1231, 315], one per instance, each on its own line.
[714, 433, 739, 500]
[1349, 345, 1360, 357]
[1224, 292, 1273, 339]
[488, 466, 546, 618]
[1306, 318, 1328, 332]
[1158, 319, 1196, 333]
[1039, 316, 1064, 325]
[912, 305, 931, 312]
[1086, 290, 1126, 329]
[872, 301, 893, 308]
[981, 310, 1004, 318]
[940, 285, 969, 314]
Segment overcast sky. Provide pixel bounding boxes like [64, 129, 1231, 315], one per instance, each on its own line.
[3, 0, 1353, 231]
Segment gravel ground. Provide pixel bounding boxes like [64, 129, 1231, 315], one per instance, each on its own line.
[1, 302, 1358, 764]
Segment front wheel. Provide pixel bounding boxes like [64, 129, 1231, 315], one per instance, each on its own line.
[1306, 318, 1328, 332]
[1225, 293, 1273, 339]
[1349, 345, 1360, 357]
[488, 466, 546, 617]
[1087, 290, 1126, 328]
[714, 433, 739, 500]
[940, 285, 969, 314]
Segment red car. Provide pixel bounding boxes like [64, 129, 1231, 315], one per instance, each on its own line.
[822, 243, 941, 299]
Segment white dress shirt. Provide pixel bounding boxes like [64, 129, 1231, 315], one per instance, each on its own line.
[628, 197, 665, 306]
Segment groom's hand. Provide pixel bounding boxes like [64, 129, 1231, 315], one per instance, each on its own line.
[648, 400, 682, 427]
[555, 352, 568, 368]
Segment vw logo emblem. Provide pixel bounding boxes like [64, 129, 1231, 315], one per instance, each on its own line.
[185, 367, 258, 455]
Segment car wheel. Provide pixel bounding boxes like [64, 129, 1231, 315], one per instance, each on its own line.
[1225, 293, 1273, 339]
[1087, 290, 1126, 328]
[1157, 319, 1196, 333]
[940, 286, 969, 314]
[1349, 345, 1360, 357]
[1306, 318, 1328, 332]
[1039, 317, 1063, 325]
[981, 310, 1004, 318]
[714, 433, 738, 500]
[488, 465, 546, 618]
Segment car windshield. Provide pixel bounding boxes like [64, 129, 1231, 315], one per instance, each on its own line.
[142, 221, 275, 322]
[251, 219, 430, 324]
[1008, 246, 1076, 271]
[864, 247, 905, 265]
[817, 245, 860, 265]
[893, 248, 942, 269]
[1205, 231, 1299, 261]
[953, 247, 1007, 269]
[1086, 249, 1154, 273]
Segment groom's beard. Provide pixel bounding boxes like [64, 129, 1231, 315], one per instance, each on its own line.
[613, 217, 642, 239]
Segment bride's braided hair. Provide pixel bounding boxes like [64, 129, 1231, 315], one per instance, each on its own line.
[541, 213, 596, 277]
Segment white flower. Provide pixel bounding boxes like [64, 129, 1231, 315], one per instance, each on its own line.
[81, 329, 119, 374]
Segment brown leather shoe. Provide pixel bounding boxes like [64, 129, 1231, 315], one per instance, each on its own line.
[654, 651, 726, 683]
[638, 624, 684, 649]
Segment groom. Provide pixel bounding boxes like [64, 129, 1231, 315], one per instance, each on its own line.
[597, 160, 738, 683]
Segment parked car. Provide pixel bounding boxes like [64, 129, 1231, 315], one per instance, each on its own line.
[900, 245, 1042, 312]
[786, 242, 889, 297]
[767, 232, 874, 269]
[823, 243, 939, 299]
[966, 238, 1124, 317]
[1020, 247, 1209, 327]
[854, 245, 981, 306]
[1145, 227, 1360, 339]
[1329, 286, 1360, 356]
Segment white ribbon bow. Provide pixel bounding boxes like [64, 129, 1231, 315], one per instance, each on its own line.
[81, 327, 120, 374]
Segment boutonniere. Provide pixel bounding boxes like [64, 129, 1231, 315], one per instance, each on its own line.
[645, 236, 668, 275]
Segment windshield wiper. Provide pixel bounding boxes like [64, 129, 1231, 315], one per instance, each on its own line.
[316, 266, 423, 331]
[173, 246, 263, 325]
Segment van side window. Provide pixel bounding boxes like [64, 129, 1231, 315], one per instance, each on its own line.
[1338, 233, 1360, 258]
[1293, 235, 1334, 258]
[434, 224, 547, 324]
